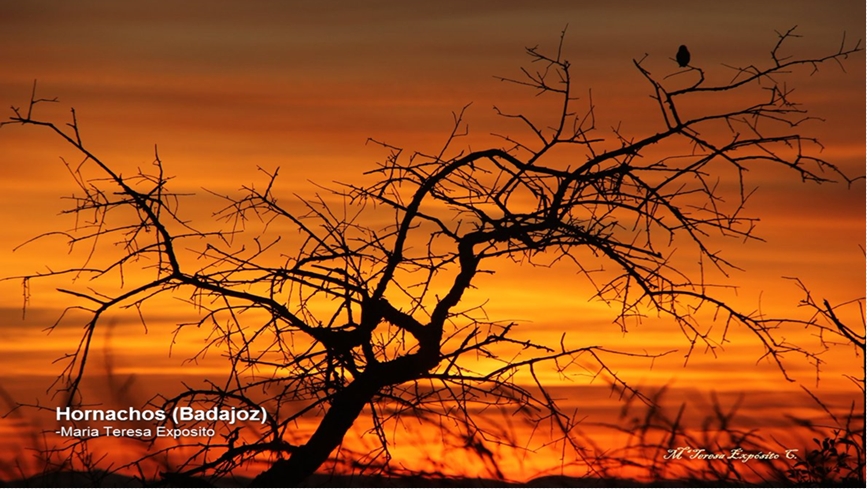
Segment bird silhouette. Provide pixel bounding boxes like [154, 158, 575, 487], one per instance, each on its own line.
[676, 45, 690, 68]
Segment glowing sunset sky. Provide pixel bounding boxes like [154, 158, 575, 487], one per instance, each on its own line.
[0, 0, 863, 482]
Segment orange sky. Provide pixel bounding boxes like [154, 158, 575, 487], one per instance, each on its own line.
[0, 1, 864, 483]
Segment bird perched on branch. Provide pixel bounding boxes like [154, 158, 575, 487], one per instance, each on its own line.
[676, 45, 690, 67]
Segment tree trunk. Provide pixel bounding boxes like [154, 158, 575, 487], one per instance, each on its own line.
[252, 377, 380, 487]
[253, 343, 440, 486]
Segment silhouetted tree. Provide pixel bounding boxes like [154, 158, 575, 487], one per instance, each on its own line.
[2, 28, 862, 485]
